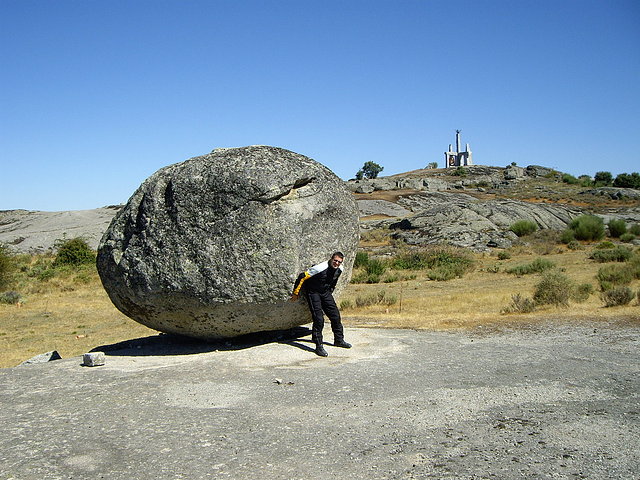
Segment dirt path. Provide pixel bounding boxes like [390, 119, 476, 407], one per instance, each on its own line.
[1, 321, 638, 479]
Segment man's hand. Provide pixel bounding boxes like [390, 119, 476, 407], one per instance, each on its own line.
[289, 294, 299, 302]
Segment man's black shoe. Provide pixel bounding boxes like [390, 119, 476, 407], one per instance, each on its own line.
[334, 340, 352, 349]
[315, 345, 328, 357]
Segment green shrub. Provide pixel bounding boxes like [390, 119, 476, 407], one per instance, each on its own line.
[630, 254, 640, 279]
[629, 224, 640, 236]
[365, 258, 387, 276]
[451, 166, 467, 177]
[53, 237, 96, 267]
[594, 241, 615, 249]
[497, 251, 511, 260]
[594, 171, 613, 186]
[502, 293, 536, 314]
[608, 219, 627, 238]
[427, 265, 464, 281]
[387, 248, 474, 281]
[597, 264, 633, 290]
[533, 271, 572, 307]
[339, 299, 354, 310]
[392, 248, 473, 270]
[562, 173, 579, 185]
[354, 251, 370, 268]
[355, 290, 397, 308]
[567, 241, 583, 250]
[509, 220, 538, 237]
[0, 244, 14, 290]
[37, 268, 56, 281]
[0, 290, 22, 305]
[601, 287, 635, 307]
[578, 175, 593, 187]
[620, 233, 636, 243]
[571, 283, 593, 303]
[560, 229, 576, 244]
[613, 172, 640, 189]
[568, 215, 605, 241]
[352, 272, 381, 284]
[589, 246, 633, 263]
[506, 258, 555, 275]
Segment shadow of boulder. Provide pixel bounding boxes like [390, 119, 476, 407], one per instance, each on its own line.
[90, 326, 313, 357]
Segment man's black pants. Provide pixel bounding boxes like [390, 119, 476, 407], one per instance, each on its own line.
[306, 290, 344, 346]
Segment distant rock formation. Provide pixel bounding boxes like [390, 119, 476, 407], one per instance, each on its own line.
[97, 146, 360, 340]
[384, 192, 583, 251]
[0, 207, 120, 254]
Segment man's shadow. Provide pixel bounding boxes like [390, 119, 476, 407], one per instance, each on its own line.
[91, 326, 317, 357]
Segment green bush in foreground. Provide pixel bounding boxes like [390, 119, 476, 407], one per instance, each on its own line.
[0, 244, 14, 290]
[354, 251, 370, 268]
[506, 258, 555, 275]
[353, 290, 397, 308]
[0, 290, 22, 305]
[629, 224, 640, 236]
[509, 220, 538, 237]
[502, 293, 536, 314]
[352, 257, 388, 284]
[560, 229, 576, 244]
[391, 247, 474, 273]
[589, 246, 633, 263]
[568, 215, 605, 241]
[608, 219, 627, 238]
[497, 251, 511, 260]
[567, 240, 583, 250]
[53, 237, 96, 267]
[601, 287, 635, 307]
[597, 264, 633, 291]
[620, 233, 636, 243]
[571, 283, 594, 303]
[533, 271, 572, 307]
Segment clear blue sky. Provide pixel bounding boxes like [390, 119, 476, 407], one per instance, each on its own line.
[1, 0, 639, 211]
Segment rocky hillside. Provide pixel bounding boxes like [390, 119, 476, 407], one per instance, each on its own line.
[0, 207, 121, 254]
[348, 165, 640, 251]
[2, 164, 639, 253]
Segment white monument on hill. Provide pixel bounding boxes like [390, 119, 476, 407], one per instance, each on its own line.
[444, 130, 473, 168]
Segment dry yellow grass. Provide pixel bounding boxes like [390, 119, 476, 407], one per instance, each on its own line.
[341, 249, 640, 330]
[0, 276, 156, 368]
[1, 248, 638, 368]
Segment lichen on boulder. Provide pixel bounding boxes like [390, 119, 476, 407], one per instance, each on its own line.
[97, 146, 359, 339]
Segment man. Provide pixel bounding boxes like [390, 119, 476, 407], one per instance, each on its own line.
[291, 252, 352, 357]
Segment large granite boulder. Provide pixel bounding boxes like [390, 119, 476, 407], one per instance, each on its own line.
[97, 146, 359, 340]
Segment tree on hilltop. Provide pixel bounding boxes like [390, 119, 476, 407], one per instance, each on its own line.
[594, 171, 613, 186]
[613, 172, 640, 189]
[356, 161, 384, 180]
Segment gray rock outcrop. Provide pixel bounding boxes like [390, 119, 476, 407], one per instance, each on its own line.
[366, 192, 583, 251]
[580, 187, 640, 200]
[358, 200, 412, 218]
[97, 146, 359, 340]
[0, 207, 120, 254]
[504, 165, 526, 180]
[18, 351, 62, 366]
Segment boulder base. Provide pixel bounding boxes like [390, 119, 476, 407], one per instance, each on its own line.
[97, 146, 359, 340]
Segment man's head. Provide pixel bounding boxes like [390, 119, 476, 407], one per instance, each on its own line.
[330, 251, 344, 269]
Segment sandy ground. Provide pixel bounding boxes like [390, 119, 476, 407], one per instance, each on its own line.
[1, 321, 638, 479]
